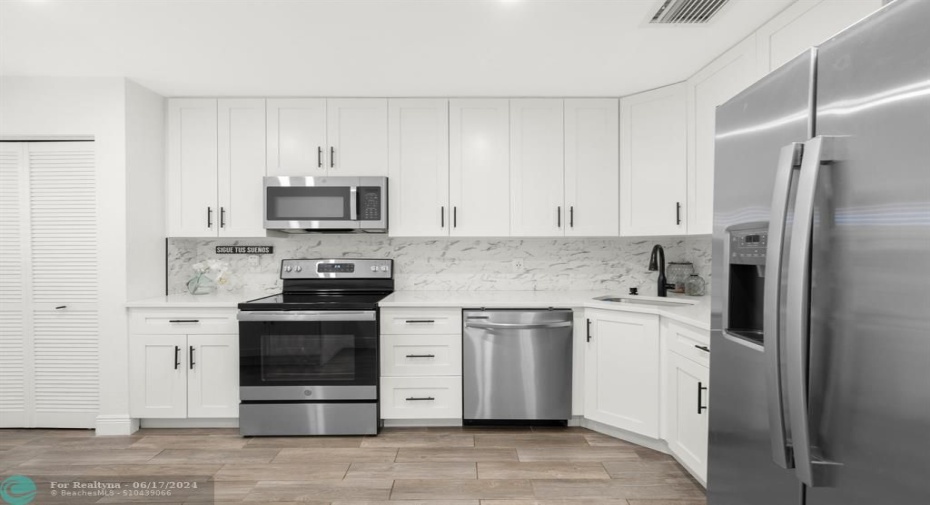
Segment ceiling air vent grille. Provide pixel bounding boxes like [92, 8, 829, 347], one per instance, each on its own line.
[650, 0, 730, 24]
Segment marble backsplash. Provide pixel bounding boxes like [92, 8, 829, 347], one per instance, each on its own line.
[167, 235, 712, 296]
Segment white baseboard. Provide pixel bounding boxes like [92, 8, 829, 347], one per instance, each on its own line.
[383, 418, 463, 428]
[140, 418, 239, 429]
[581, 418, 670, 454]
[95, 415, 140, 436]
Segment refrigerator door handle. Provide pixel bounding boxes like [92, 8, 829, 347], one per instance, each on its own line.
[785, 135, 841, 487]
[764, 142, 804, 470]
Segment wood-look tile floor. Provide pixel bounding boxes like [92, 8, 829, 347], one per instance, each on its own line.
[0, 426, 706, 504]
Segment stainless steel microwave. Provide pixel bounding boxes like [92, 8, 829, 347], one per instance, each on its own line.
[263, 176, 387, 233]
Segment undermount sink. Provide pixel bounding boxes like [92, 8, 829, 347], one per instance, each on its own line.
[594, 295, 698, 307]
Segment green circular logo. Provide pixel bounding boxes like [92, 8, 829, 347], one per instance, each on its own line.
[0, 475, 36, 505]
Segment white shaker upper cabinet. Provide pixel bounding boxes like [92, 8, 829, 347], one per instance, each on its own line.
[687, 38, 758, 235]
[167, 99, 218, 237]
[510, 99, 565, 237]
[326, 99, 388, 176]
[449, 99, 510, 237]
[217, 99, 266, 237]
[620, 83, 688, 237]
[564, 99, 620, 237]
[266, 98, 326, 176]
[388, 99, 450, 237]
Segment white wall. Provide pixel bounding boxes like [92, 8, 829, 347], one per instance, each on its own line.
[125, 80, 166, 301]
[0, 76, 147, 435]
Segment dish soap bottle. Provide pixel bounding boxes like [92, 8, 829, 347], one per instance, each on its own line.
[685, 274, 706, 296]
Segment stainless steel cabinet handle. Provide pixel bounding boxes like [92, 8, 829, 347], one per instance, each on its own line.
[786, 136, 840, 487]
[220, 207, 226, 228]
[694, 345, 710, 353]
[330, 146, 335, 168]
[405, 397, 435, 401]
[405, 354, 435, 358]
[697, 381, 708, 414]
[317, 146, 323, 168]
[207, 206, 213, 228]
[405, 319, 435, 324]
[765, 142, 804, 470]
[189, 346, 195, 370]
[169, 319, 200, 324]
[465, 321, 572, 330]
[173, 346, 180, 370]
[238, 311, 376, 322]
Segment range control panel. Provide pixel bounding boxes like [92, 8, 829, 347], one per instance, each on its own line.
[729, 227, 768, 266]
[280, 258, 393, 279]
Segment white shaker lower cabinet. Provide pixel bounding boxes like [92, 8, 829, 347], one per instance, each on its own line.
[584, 309, 660, 438]
[379, 308, 462, 421]
[662, 319, 711, 483]
[129, 309, 239, 419]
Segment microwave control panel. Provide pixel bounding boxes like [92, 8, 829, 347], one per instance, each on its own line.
[358, 187, 382, 221]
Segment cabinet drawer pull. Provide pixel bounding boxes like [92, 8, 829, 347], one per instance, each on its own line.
[169, 319, 200, 324]
[698, 381, 708, 414]
[405, 354, 436, 358]
[55, 305, 67, 310]
[695, 345, 710, 353]
[405, 319, 435, 324]
[405, 397, 435, 401]
[174, 346, 181, 370]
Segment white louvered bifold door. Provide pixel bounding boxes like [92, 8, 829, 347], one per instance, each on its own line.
[27, 142, 98, 428]
[0, 143, 30, 427]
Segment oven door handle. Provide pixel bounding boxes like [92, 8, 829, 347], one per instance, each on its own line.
[237, 310, 376, 322]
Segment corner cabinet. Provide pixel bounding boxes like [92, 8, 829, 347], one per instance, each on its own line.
[584, 309, 660, 438]
[167, 98, 267, 238]
[266, 98, 388, 177]
[129, 308, 239, 419]
[620, 83, 688, 236]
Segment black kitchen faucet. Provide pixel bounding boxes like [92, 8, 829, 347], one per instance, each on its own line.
[648, 244, 673, 297]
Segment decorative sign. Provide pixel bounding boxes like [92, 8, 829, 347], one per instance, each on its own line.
[215, 245, 274, 255]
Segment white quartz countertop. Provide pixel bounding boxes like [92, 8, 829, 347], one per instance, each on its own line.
[127, 290, 711, 330]
[378, 290, 711, 330]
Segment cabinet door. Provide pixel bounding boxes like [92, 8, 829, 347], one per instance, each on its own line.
[584, 310, 660, 437]
[326, 98, 388, 176]
[510, 99, 564, 236]
[218, 99, 266, 237]
[620, 83, 688, 237]
[449, 99, 510, 237]
[130, 334, 188, 418]
[388, 99, 450, 237]
[266, 98, 326, 176]
[667, 352, 709, 482]
[687, 37, 758, 235]
[187, 334, 239, 418]
[167, 99, 218, 237]
[564, 99, 619, 237]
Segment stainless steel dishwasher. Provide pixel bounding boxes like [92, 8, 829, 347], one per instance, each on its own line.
[463, 309, 573, 423]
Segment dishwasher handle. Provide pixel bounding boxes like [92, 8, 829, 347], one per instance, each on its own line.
[464, 321, 572, 330]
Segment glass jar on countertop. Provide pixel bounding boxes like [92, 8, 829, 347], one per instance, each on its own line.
[685, 274, 706, 296]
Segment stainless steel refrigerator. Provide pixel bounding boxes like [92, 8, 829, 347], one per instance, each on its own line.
[707, 1, 930, 504]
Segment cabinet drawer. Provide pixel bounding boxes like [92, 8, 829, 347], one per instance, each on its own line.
[382, 334, 462, 376]
[130, 309, 238, 335]
[666, 320, 710, 367]
[381, 308, 462, 335]
[380, 376, 462, 419]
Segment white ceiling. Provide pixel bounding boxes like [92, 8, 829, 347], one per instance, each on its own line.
[0, 0, 797, 97]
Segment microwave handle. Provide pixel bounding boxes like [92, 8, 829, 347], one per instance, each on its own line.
[349, 187, 358, 221]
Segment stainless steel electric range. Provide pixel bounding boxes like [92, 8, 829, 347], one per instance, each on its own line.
[237, 258, 393, 436]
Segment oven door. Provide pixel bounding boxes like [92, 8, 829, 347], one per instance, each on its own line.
[238, 310, 378, 401]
